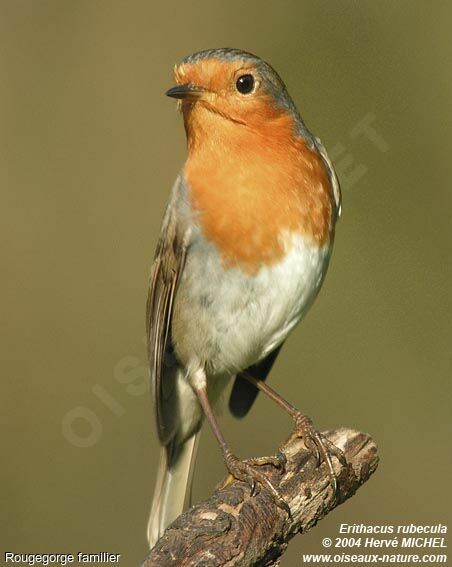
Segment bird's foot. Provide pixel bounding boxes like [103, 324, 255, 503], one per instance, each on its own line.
[221, 450, 291, 517]
[245, 451, 287, 471]
[280, 413, 347, 495]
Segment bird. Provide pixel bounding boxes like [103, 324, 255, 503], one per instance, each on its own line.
[146, 47, 343, 548]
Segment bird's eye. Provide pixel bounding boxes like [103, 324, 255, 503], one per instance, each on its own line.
[235, 74, 255, 94]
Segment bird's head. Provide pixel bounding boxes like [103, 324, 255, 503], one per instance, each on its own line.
[166, 48, 302, 143]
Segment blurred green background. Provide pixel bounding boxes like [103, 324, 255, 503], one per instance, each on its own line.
[1, 1, 451, 565]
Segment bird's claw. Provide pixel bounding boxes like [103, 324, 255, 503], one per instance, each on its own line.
[245, 451, 287, 472]
[223, 452, 291, 517]
[283, 413, 347, 496]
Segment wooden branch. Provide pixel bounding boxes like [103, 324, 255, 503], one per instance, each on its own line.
[142, 428, 378, 567]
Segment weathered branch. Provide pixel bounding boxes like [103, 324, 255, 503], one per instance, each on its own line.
[142, 427, 378, 567]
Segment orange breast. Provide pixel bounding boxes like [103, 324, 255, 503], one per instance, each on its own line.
[184, 107, 333, 274]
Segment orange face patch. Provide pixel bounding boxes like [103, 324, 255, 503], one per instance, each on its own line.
[175, 58, 284, 131]
[175, 59, 239, 94]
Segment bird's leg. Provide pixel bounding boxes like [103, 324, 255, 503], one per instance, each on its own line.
[192, 382, 290, 515]
[242, 372, 347, 494]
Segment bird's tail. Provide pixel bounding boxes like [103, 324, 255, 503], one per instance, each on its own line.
[147, 432, 200, 549]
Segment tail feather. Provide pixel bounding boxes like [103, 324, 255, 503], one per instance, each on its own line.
[147, 433, 200, 548]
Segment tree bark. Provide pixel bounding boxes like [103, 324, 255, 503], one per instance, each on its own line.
[142, 427, 378, 567]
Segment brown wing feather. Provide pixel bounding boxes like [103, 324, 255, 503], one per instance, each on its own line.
[146, 180, 189, 443]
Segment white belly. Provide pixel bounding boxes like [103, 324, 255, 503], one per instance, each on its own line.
[172, 231, 332, 377]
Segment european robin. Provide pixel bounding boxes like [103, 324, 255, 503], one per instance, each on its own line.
[146, 48, 343, 548]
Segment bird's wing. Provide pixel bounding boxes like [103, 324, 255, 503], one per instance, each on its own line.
[229, 344, 283, 418]
[314, 136, 342, 220]
[146, 176, 190, 443]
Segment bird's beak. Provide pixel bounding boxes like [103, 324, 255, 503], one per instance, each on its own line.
[165, 83, 208, 101]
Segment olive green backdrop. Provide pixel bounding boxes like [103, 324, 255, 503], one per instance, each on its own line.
[1, 1, 451, 566]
